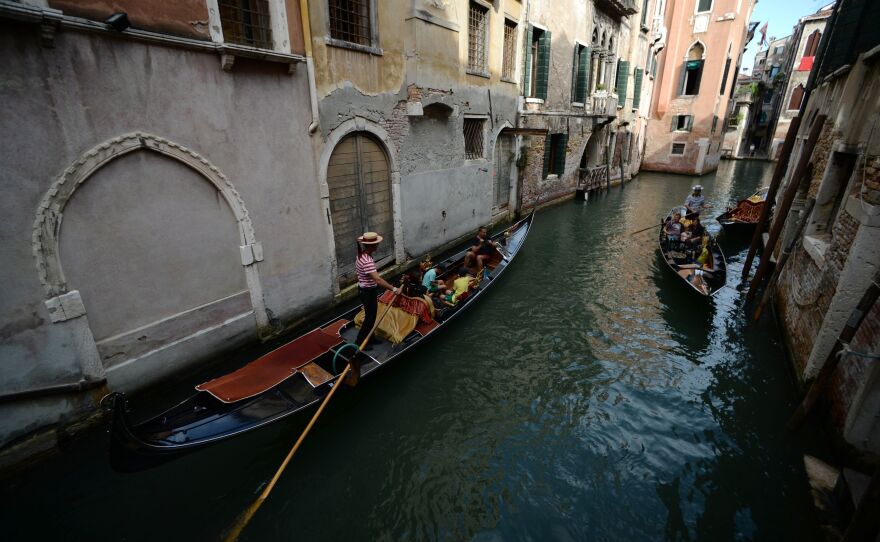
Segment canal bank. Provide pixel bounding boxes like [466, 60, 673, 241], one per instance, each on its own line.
[1, 161, 826, 541]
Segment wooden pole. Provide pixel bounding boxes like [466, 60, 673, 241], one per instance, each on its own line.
[746, 115, 826, 302]
[752, 198, 815, 321]
[741, 115, 802, 279]
[787, 270, 880, 432]
[223, 292, 401, 542]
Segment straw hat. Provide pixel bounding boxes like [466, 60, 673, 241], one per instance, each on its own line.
[357, 231, 383, 244]
[692, 185, 703, 191]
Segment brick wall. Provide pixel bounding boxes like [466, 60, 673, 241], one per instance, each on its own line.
[807, 120, 838, 199]
[861, 155, 880, 205]
[828, 301, 880, 428]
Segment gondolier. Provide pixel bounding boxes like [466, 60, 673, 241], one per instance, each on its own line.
[355, 231, 400, 349]
[684, 185, 711, 216]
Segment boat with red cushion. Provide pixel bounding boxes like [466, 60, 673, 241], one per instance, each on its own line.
[104, 213, 533, 471]
[717, 186, 769, 234]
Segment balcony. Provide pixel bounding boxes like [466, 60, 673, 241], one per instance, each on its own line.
[587, 91, 618, 117]
[594, 0, 639, 18]
[579, 165, 608, 191]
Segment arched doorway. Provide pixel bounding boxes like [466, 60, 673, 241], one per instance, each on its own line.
[579, 129, 607, 191]
[327, 132, 395, 285]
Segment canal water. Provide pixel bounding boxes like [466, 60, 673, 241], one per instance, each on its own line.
[2, 160, 823, 541]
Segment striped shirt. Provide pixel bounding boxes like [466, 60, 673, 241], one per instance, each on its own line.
[356, 252, 377, 288]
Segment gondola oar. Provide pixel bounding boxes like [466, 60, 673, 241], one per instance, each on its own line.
[223, 291, 401, 542]
[629, 220, 662, 236]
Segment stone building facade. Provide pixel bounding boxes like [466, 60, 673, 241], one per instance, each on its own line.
[771, 0, 880, 455]
[0, 0, 320, 463]
[643, 0, 756, 175]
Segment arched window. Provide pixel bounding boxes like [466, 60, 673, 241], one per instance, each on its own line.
[592, 28, 599, 45]
[803, 30, 821, 58]
[788, 84, 805, 110]
[680, 43, 705, 96]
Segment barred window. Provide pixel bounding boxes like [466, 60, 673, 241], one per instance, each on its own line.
[464, 118, 485, 159]
[502, 19, 517, 80]
[671, 143, 686, 155]
[219, 0, 273, 49]
[329, 0, 372, 47]
[468, 2, 489, 74]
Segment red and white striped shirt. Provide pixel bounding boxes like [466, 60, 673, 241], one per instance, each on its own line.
[356, 252, 377, 288]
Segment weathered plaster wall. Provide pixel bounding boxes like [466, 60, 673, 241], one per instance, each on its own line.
[0, 23, 323, 448]
[48, 0, 211, 40]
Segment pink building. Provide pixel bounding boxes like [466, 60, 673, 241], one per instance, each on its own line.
[642, 0, 757, 174]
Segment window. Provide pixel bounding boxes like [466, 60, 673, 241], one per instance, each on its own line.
[763, 89, 773, 103]
[773, 45, 785, 55]
[680, 43, 704, 95]
[641, 0, 649, 27]
[696, 0, 712, 12]
[671, 143, 686, 155]
[464, 118, 485, 159]
[524, 26, 551, 100]
[720, 57, 731, 95]
[671, 115, 693, 132]
[543, 133, 568, 177]
[711, 115, 718, 133]
[329, 0, 372, 47]
[572, 44, 591, 103]
[218, 0, 272, 49]
[502, 19, 517, 81]
[788, 84, 805, 110]
[803, 30, 821, 58]
[769, 66, 780, 79]
[467, 2, 489, 75]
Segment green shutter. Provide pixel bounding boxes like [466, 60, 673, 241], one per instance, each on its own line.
[576, 47, 591, 102]
[554, 133, 569, 175]
[523, 25, 533, 93]
[542, 135, 552, 178]
[571, 46, 578, 102]
[536, 30, 551, 101]
[632, 67, 643, 109]
[616, 60, 630, 106]
[678, 62, 687, 95]
[671, 116, 677, 132]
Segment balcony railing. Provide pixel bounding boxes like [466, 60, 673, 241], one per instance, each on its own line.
[579, 165, 608, 191]
[589, 91, 618, 117]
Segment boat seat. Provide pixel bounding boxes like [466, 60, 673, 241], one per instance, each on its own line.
[299, 362, 334, 388]
[321, 319, 349, 338]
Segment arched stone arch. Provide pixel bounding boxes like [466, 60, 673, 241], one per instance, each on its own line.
[32, 132, 270, 329]
[592, 27, 599, 45]
[490, 121, 517, 213]
[318, 118, 404, 292]
[685, 40, 707, 60]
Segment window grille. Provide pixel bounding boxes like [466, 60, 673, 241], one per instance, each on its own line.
[468, 2, 489, 74]
[671, 143, 686, 155]
[329, 0, 372, 47]
[464, 118, 485, 159]
[502, 19, 517, 80]
[219, 0, 273, 49]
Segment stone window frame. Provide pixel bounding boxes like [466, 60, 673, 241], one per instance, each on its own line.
[322, 0, 383, 56]
[207, 0, 291, 54]
[463, 115, 489, 161]
[670, 142, 686, 156]
[501, 17, 519, 83]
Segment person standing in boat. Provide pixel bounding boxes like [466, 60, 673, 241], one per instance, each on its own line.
[355, 232, 400, 350]
[684, 185, 711, 217]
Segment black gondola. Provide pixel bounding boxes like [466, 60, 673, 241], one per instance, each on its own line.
[105, 213, 533, 471]
[716, 186, 769, 234]
[659, 207, 726, 296]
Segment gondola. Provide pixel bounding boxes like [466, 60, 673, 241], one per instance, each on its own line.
[104, 213, 533, 471]
[716, 186, 769, 234]
[659, 207, 726, 296]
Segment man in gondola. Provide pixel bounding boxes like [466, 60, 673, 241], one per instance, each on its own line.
[684, 185, 711, 217]
[347, 232, 400, 387]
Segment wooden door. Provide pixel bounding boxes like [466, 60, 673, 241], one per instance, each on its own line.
[327, 133, 394, 285]
[493, 134, 513, 211]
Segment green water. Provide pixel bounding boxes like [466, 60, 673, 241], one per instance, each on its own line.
[2, 160, 822, 541]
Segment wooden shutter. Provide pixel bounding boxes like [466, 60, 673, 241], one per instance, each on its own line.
[720, 57, 731, 95]
[576, 47, 591, 102]
[632, 66, 643, 109]
[542, 135, 552, 178]
[571, 46, 579, 101]
[685, 115, 694, 132]
[537, 30, 551, 101]
[554, 133, 568, 175]
[678, 62, 687, 95]
[522, 24, 533, 93]
[616, 60, 630, 105]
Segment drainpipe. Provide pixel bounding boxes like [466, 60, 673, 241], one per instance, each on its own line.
[299, 0, 320, 135]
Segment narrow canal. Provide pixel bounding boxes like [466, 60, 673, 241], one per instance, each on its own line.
[2, 160, 823, 541]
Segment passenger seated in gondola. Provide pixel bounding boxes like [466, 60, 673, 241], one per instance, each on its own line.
[452, 268, 478, 302]
[421, 263, 447, 293]
[472, 226, 499, 271]
[402, 270, 427, 297]
[688, 218, 705, 246]
[663, 212, 683, 247]
[463, 248, 481, 276]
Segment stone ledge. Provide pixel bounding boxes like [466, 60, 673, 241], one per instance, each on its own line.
[845, 194, 880, 227]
